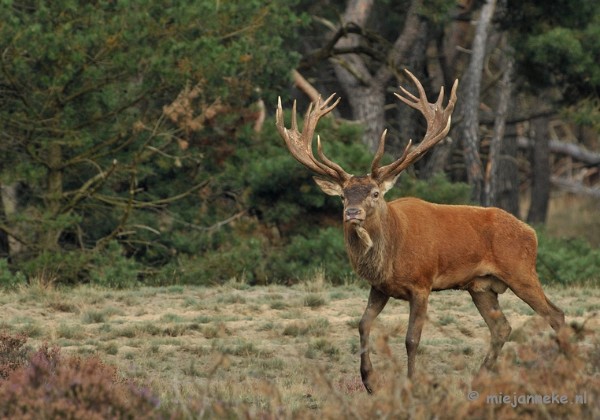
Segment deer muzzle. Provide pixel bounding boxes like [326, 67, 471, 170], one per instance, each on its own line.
[345, 207, 365, 224]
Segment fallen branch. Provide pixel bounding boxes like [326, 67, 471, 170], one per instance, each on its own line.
[517, 138, 600, 165]
[550, 176, 600, 198]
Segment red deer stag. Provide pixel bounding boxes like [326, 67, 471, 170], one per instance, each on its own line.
[276, 70, 565, 393]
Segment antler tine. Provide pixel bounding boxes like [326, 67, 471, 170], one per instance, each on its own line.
[317, 135, 350, 180]
[320, 93, 342, 114]
[372, 69, 459, 182]
[394, 69, 429, 110]
[447, 78, 459, 115]
[370, 129, 388, 175]
[276, 96, 285, 129]
[299, 101, 313, 136]
[395, 86, 418, 105]
[371, 138, 413, 179]
[300, 94, 340, 150]
[399, 139, 413, 162]
[276, 94, 350, 182]
[291, 100, 299, 132]
[435, 86, 445, 108]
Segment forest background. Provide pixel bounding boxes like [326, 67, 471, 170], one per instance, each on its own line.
[1, 0, 599, 288]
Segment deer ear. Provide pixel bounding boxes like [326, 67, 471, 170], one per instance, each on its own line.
[380, 174, 400, 195]
[313, 177, 343, 196]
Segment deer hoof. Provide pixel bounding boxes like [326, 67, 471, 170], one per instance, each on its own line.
[361, 370, 374, 394]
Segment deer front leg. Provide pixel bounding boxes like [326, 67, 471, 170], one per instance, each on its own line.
[406, 291, 429, 379]
[359, 286, 389, 393]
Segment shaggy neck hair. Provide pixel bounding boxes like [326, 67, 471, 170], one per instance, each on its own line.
[344, 204, 396, 286]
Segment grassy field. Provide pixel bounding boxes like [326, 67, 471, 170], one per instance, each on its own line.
[0, 277, 598, 418]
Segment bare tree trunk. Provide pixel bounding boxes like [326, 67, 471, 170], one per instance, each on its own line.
[0, 183, 24, 258]
[422, 137, 454, 178]
[496, 132, 520, 217]
[460, 0, 496, 204]
[440, 1, 477, 84]
[394, 20, 429, 161]
[331, 0, 424, 151]
[344, 85, 386, 152]
[43, 141, 63, 251]
[485, 47, 514, 207]
[527, 116, 551, 224]
[424, 1, 477, 177]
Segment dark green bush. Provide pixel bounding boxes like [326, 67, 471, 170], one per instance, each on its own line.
[17, 251, 89, 285]
[0, 259, 27, 290]
[270, 227, 355, 284]
[89, 241, 140, 289]
[536, 230, 600, 285]
[178, 237, 267, 285]
[393, 172, 472, 204]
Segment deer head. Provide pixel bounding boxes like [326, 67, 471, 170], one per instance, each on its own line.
[276, 69, 458, 228]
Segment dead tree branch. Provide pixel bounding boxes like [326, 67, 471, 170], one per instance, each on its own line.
[517, 138, 600, 165]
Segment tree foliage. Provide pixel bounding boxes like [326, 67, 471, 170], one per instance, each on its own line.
[503, 0, 600, 125]
[0, 0, 304, 282]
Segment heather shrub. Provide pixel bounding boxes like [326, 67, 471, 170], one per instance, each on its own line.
[456, 327, 600, 419]
[314, 323, 600, 419]
[0, 344, 160, 419]
[0, 332, 29, 379]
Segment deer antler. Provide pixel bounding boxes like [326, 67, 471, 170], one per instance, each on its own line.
[276, 94, 351, 182]
[371, 69, 458, 181]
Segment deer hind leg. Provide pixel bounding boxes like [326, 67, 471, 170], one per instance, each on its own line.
[469, 288, 511, 370]
[406, 291, 429, 379]
[507, 272, 565, 332]
[359, 286, 389, 394]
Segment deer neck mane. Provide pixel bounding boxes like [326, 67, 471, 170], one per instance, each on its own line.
[344, 204, 394, 285]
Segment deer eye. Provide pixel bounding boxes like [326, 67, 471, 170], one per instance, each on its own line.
[372, 191, 380, 199]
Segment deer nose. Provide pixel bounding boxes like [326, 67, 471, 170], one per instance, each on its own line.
[345, 207, 364, 221]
